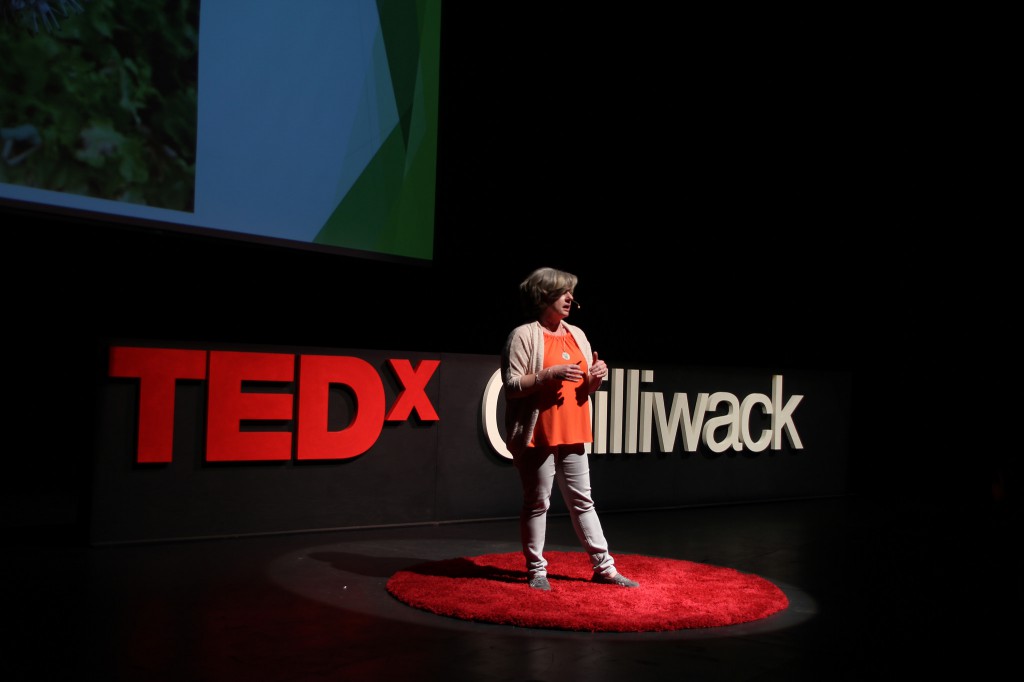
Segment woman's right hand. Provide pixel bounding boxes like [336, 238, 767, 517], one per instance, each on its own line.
[551, 362, 584, 383]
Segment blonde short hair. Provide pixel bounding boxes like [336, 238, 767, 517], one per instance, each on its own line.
[519, 267, 578, 318]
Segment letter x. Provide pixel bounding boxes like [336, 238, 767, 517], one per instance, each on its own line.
[385, 359, 440, 421]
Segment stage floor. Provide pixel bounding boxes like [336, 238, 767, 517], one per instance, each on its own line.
[5, 495, 1016, 680]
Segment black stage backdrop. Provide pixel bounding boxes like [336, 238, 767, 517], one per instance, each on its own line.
[93, 342, 850, 544]
[3, 5, 989, 537]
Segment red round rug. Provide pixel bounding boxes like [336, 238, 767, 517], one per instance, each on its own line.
[386, 551, 789, 632]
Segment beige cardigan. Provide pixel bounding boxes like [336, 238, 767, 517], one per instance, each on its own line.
[500, 321, 594, 456]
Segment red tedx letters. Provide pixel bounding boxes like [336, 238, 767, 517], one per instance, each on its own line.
[108, 347, 440, 463]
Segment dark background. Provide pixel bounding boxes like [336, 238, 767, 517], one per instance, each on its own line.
[2, 5, 1004, 535]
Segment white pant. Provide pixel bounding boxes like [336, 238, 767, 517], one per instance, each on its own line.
[514, 444, 616, 579]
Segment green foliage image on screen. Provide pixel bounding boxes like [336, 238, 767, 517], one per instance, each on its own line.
[0, 0, 199, 211]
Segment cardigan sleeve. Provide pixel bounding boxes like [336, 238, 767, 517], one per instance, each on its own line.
[501, 323, 542, 455]
[501, 324, 537, 397]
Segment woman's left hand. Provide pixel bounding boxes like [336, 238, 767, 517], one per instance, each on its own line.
[590, 352, 608, 381]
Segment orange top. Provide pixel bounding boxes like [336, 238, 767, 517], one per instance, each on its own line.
[530, 329, 593, 448]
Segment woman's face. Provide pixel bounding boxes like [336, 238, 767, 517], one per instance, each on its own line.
[543, 289, 575, 320]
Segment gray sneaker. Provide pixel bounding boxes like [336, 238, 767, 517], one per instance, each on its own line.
[528, 575, 551, 591]
[591, 572, 639, 588]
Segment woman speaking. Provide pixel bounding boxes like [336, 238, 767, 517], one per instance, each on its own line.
[500, 267, 639, 591]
